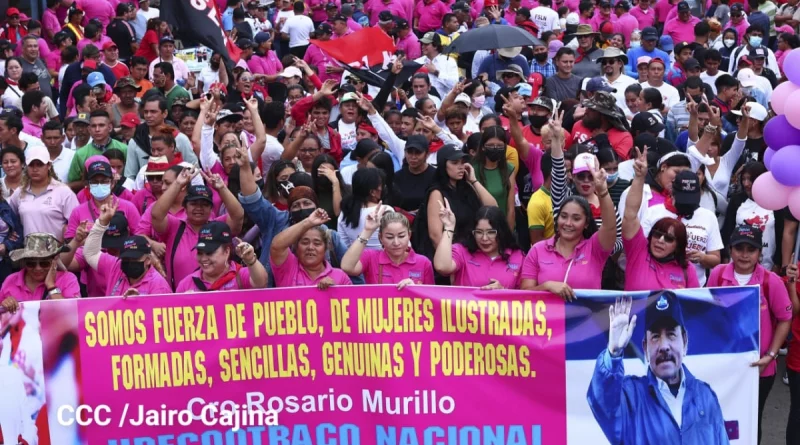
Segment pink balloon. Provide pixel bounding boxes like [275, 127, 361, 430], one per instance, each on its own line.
[772, 82, 800, 115]
[752, 172, 793, 210]
[789, 188, 800, 220]
[786, 90, 800, 130]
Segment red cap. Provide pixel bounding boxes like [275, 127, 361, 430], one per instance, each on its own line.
[6, 7, 20, 16]
[648, 57, 666, 66]
[358, 123, 378, 135]
[82, 59, 97, 69]
[484, 0, 499, 6]
[209, 82, 228, 94]
[102, 41, 118, 51]
[120, 112, 141, 128]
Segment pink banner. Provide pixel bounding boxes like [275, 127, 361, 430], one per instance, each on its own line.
[22, 286, 566, 444]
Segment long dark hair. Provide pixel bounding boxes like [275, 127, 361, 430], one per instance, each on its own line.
[555, 196, 598, 241]
[340, 168, 384, 228]
[310, 153, 344, 190]
[463, 206, 520, 261]
[475, 126, 510, 197]
[368, 152, 395, 206]
[264, 160, 295, 203]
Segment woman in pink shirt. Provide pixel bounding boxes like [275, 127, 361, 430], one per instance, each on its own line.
[434, 203, 525, 289]
[341, 206, 434, 287]
[270, 208, 353, 289]
[0, 233, 80, 313]
[176, 221, 268, 292]
[82, 200, 171, 297]
[706, 224, 797, 443]
[131, 156, 168, 215]
[520, 165, 618, 299]
[622, 148, 699, 291]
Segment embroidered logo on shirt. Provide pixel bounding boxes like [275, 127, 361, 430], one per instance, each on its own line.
[409, 271, 422, 279]
[669, 273, 683, 284]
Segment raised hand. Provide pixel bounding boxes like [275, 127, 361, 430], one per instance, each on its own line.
[234, 238, 257, 265]
[464, 162, 478, 183]
[364, 202, 385, 233]
[549, 109, 565, 136]
[356, 92, 375, 114]
[608, 296, 637, 356]
[176, 167, 196, 187]
[416, 115, 438, 131]
[438, 198, 456, 230]
[235, 146, 250, 167]
[245, 97, 259, 111]
[200, 170, 225, 190]
[391, 55, 405, 74]
[319, 79, 338, 96]
[709, 105, 722, 127]
[74, 221, 90, 245]
[99, 200, 119, 226]
[686, 93, 698, 116]
[44, 261, 58, 291]
[633, 146, 648, 178]
[593, 165, 609, 195]
[318, 164, 338, 184]
[307, 208, 331, 226]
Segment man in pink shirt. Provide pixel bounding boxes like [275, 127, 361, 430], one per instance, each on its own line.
[46, 31, 72, 73]
[394, 18, 421, 60]
[590, 0, 616, 31]
[331, 15, 354, 39]
[630, 0, 657, 29]
[21, 90, 48, 138]
[304, 23, 343, 83]
[249, 32, 284, 78]
[414, 0, 450, 33]
[663, 1, 701, 44]
[80, 0, 115, 29]
[614, 1, 640, 46]
[366, 0, 407, 24]
[653, 0, 679, 24]
[42, 0, 62, 46]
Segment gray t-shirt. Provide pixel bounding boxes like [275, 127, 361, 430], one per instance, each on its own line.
[544, 74, 584, 103]
[713, 4, 730, 27]
[20, 57, 52, 97]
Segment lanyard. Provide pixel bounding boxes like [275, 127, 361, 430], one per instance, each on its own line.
[111, 276, 126, 296]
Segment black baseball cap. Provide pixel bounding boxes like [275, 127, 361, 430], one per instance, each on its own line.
[452, 1, 471, 12]
[674, 41, 692, 54]
[120, 235, 151, 259]
[326, 2, 338, 9]
[598, 0, 611, 7]
[683, 57, 700, 70]
[159, 35, 176, 45]
[516, 6, 531, 18]
[184, 185, 214, 205]
[350, 138, 380, 161]
[730, 224, 763, 248]
[631, 112, 665, 134]
[102, 212, 130, 250]
[436, 143, 469, 165]
[395, 18, 410, 29]
[645, 291, 685, 332]
[194, 221, 233, 253]
[378, 10, 394, 23]
[0, 39, 16, 51]
[641, 26, 658, 41]
[332, 14, 347, 22]
[87, 160, 113, 179]
[405, 135, 430, 153]
[671, 170, 700, 207]
[731, 3, 744, 12]
[677, 1, 690, 12]
[317, 22, 333, 35]
[749, 47, 767, 59]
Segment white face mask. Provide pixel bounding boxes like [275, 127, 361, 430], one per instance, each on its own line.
[724, 38, 736, 47]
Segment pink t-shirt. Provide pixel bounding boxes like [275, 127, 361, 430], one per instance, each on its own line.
[80, 0, 115, 29]
[42, 9, 62, 49]
[0, 270, 80, 302]
[308, 0, 334, 22]
[271, 250, 353, 287]
[130, 188, 158, 216]
[623, 227, 700, 291]
[65, 196, 141, 240]
[303, 44, 341, 83]
[359, 248, 434, 285]
[9, 181, 79, 242]
[157, 214, 229, 289]
[521, 233, 612, 289]
[76, 187, 135, 204]
[653, 0, 676, 22]
[451, 243, 525, 289]
[414, 0, 449, 32]
[630, 6, 656, 29]
[663, 16, 701, 45]
[590, 11, 617, 31]
[176, 262, 253, 292]
[74, 247, 107, 297]
[135, 206, 190, 239]
[94, 252, 173, 296]
[248, 51, 284, 76]
[614, 13, 639, 45]
[366, 0, 407, 25]
[706, 263, 792, 377]
[522, 143, 544, 193]
[395, 32, 421, 61]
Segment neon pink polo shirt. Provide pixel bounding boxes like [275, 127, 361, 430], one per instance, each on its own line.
[623, 227, 700, 291]
[135, 206, 190, 239]
[9, 181, 79, 242]
[271, 250, 353, 288]
[77, 187, 135, 204]
[451, 243, 525, 289]
[176, 262, 253, 293]
[663, 16, 700, 44]
[157, 214, 229, 289]
[414, 0, 449, 33]
[74, 247, 106, 297]
[614, 13, 639, 45]
[707, 263, 792, 377]
[590, 11, 616, 31]
[42, 9, 62, 49]
[359, 248, 434, 285]
[653, 0, 676, 22]
[130, 188, 158, 216]
[395, 32, 421, 60]
[304, 44, 340, 83]
[630, 5, 656, 29]
[65, 197, 141, 240]
[521, 232, 612, 289]
[367, 0, 407, 25]
[0, 270, 80, 302]
[93, 252, 172, 297]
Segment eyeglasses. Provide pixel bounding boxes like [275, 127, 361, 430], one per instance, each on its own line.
[25, 259, 52, 269]
[502, 72, 519, 78]
[472, 229, 498, 239]
[651, 229, 677, 243]
[240, 76, 254, 82]
[732, 13, 743, 17]
[146, 175, 164, 182]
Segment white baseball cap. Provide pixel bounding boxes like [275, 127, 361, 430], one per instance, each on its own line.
[25, 145, 50, 166]
[280, 66, 303, 78]
[736, 68, 759, 88]
[731, 102, 768, 121]
[572, 152, 597, 175]
[454, 93, 471, 106]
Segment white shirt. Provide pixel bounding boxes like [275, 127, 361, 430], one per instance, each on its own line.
[50, 147, 76, 183]
[656, 369, 686, 427]
[699, 71, 723, 95]
[337, 204, 394, 248]
[415, 53, 458, 98]
[197, 66, 220, 93]
[261, 134, 285, 175]
[338, 120, 357, 153]
[2, 83, 22, 110]
[640, 81, 680, 109]
[139, 7, 159, 20]
[707, 135, 746, 198]
[736, 199, 775, 271]
[530, 6, 560, 36]
[605, 74, 637, 116]
[340, 163, 357, 185]
[148, 56, 191, 82]
[283, 14, 314, 48]
[641, 204, 723, 286]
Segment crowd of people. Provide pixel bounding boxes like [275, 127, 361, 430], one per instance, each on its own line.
[0, 0, 799, 441]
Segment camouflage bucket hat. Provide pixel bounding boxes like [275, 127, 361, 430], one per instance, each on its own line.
[583, 91, 625, 121]
[114, 76, 142, 92]
[9, 233, 63, 263]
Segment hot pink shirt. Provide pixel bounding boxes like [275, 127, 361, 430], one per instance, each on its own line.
[130, 188, 157, 216]
[663, 16, 701, 44]
[309, 0, 334, 22]
[731, 19, 750, 45]
[304, 44, 341, 83]
[157, 213, 229, 289]
[0, 270, 80, 302]
[630, 5, 656, 29]
[395, 32, 421, 60]
[9, 181, 79, 242]
[271, 250, 353, 287]
[522, 233, 612, 289]
[77, 36, 112, 55]
[590, 11, 616, 31]
[76, 187, 135, 204]
[367, 0, 408, 25]
[176, 262, 252, 292]
[65, 196, 141, 240]
[359, 248, 434, 285]
[414, 0, 450, 33]
[623, 227, 699, 291]
[46, 49, 62, 72]
[248, 51, 283, 75]
[451, 243, 524, 289]
[42, 9, 62, 48]
[22, 116, 46, 139]
[614, 13, 639, 45]
[135, 206, 189, 239]
[653, 0, 676, 22]
[80, 0, 115, 29]
[707, 263, 792, 377]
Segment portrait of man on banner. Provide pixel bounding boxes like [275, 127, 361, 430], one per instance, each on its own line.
[587, 291, 730, 445]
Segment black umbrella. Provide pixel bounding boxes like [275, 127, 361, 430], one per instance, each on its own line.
[442, 24, 543, 54]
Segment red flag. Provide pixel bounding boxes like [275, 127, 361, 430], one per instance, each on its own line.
[310, 27, 396, 69]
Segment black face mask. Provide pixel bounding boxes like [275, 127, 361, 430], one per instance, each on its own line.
[210, 61, 221, 70]
[484, 148, 504, 162]
[278, 180, 294, 198]
[675, 203, 697, 218]
[529, 114, 549, 129]
[534, 52, 548, 63]
[690, 94, 704, 104]
[255, 179, 265, 190]
[121, 261, 146, 280]
[291, 208, 315, 225]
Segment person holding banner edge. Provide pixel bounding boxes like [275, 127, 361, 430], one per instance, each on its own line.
[588, 293, 730, 445]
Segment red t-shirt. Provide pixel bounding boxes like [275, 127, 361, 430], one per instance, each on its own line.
[134, 30, 159, 62]
[570, 121, 633, 160]
[107, 61, 130, 80]
[520, 125, 574, 151]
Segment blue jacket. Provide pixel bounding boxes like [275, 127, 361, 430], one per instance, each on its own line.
[587, 350, 730, 445]
[625, 47, 672, 79]
[0, 201, 23, 253]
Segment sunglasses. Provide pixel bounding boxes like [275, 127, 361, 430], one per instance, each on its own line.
[146, 174, 164, 182]
[348, 78, 363, 85]
[600, 59, 618, 65]
[575, 172, 593, 182]
[651, 229, 677, 243]
[25, 259, 53, 269]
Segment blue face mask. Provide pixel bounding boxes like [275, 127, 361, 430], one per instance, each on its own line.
[606, 171, 619, 183]
[630, 40, 641, 49]
[749, 36, 762, 47]
[89, 183, 111, 200]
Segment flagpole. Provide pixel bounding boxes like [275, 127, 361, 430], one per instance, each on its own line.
[793, 223, 800, 264]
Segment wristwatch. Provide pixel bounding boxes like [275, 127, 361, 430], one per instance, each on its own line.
[768, 351, 778, 360]
[46, 288, 62, 299]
